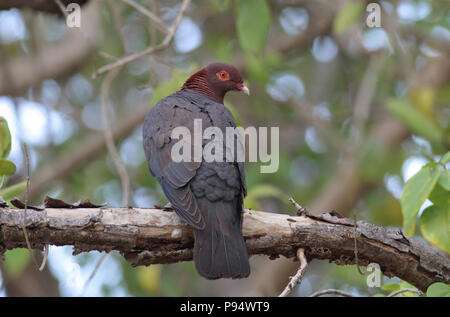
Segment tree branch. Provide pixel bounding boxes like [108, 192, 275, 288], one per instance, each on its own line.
[0, 207, 448, 292]
[92, 0, 190, 78]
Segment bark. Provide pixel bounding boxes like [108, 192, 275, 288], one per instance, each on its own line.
[0, 206, 448, 292]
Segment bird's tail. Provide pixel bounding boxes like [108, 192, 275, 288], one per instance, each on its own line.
[193, 200, 250, 279]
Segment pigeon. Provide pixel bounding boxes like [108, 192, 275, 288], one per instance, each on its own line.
[143, 62, 250, 279]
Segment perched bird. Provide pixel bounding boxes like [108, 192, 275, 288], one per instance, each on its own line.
[142, 62, 250, 279]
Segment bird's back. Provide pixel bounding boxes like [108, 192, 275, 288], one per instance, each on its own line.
[142, 90, 250, 279]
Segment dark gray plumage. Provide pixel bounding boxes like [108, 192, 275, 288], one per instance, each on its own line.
[143, 67, 250, 279]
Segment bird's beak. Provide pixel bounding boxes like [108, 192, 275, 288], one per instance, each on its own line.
[236, 83, 250, 96]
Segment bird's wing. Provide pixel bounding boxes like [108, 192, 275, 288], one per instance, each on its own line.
[143, 94, 205, 229]
[215, 103, 247, 197]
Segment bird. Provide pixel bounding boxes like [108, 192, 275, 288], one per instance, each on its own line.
[142, 62, 251, 279]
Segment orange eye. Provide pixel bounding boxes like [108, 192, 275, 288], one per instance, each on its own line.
[216, 70, 230, 81]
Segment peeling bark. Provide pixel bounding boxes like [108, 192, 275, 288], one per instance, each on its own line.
[0, 206, 448, 291]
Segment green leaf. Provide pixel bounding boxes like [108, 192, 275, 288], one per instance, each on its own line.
[381, 283, 400, 292]
[387, 98, 443, 144]
[0, 181, 27, 201]
[236, 0, 271, 55]
[3, 248, 31, 280]
[0, 116, 12, 159]
[441, 151, 450, 164]
[333, 2, 364, 34]
[426, 283, 450, 297]
[0, 159, 16, 176]
[420, 205, 450, 253]
[438, 170, 450, 191]
[401, 166, 441, 236]
[429, 183, 450, 206]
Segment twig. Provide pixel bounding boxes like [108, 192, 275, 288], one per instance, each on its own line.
[387, 288, 423, 297]
[80, 252, 108, 296]
[53, 0, 68, 18]
[98, 51, 118, 61]
[288, 197, 308, 216]
[100, 67, 130, 207]
[309, 289, 356, 297]
[21, 143, 39, 269]
[121, 0, 169, 34]
[353, 215, 366, 275]
[39, 244, 49, 271]
[93, 0, 191, 78]
[279, 248, 308, 297]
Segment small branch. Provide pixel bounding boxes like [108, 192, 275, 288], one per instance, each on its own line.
[387, 288, 423, 297]
[21, 144, 39, 269]
[309, 289, 356, 297]
[39, 244, 49, 271]
[53, 0, 68, 18]
[288, 197, 308, 216]
[353, 215, 366, 276]
[121, 0, 169, 34]
[279, 248, 308, 297]
[93, 0, 190, 78]
[80, 252, 107, 296]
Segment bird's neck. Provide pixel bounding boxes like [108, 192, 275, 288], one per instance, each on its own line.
[180, 69, 224, 104]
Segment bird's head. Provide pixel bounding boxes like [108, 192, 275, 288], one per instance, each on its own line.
[181, 62, 249, 103]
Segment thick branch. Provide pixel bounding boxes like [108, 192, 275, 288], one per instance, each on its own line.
[0, 207, 448, 291]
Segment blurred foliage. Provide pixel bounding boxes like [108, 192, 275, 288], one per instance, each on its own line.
[333, 2, 364, 34]
[426, 282, 450, 297]
[0, 116, 25, 202]
[3, 248, 30, 280]
[0, 0, 449, 297]
[236, 0, 271, 55]
[0, 117, 11, 159]
[377, 281, 420, 297]
[387, 98, 444, 147]
[400, 153, 449, 252]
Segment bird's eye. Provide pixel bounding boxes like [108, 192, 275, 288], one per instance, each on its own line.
[216, 70, 229, 81]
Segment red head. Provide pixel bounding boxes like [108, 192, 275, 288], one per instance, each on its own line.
[181, 62, 249, 104]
